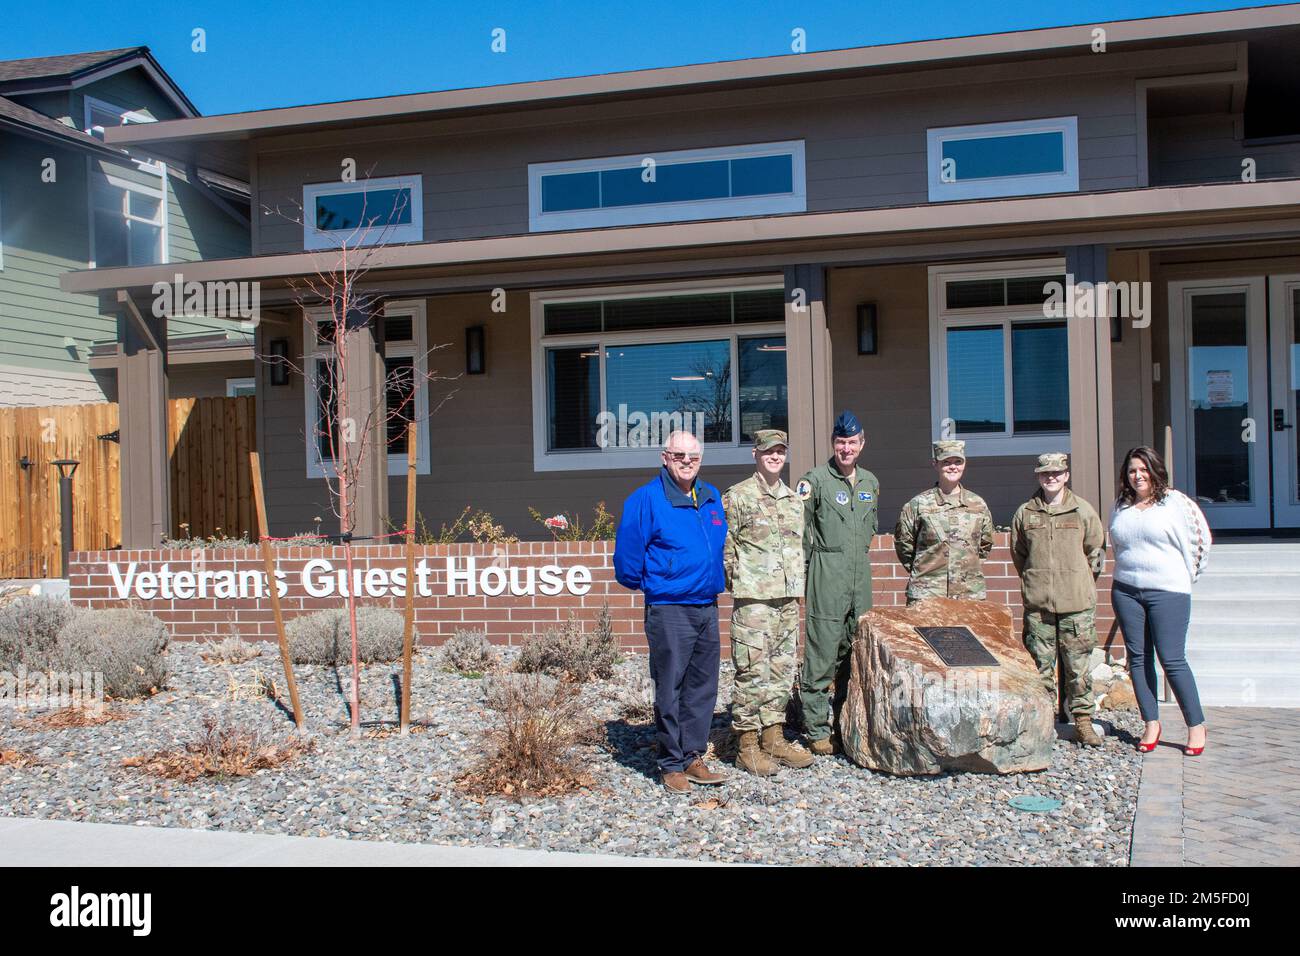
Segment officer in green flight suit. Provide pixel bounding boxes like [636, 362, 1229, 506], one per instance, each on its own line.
[796, 411, 880, 756]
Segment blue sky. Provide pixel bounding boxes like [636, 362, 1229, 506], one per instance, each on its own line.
[0, 0, 1269, 116]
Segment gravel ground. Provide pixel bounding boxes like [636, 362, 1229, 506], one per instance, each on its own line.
[0, 643, 1144, 865]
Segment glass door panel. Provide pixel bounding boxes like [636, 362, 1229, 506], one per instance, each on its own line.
[1268, 276, 1300, 527]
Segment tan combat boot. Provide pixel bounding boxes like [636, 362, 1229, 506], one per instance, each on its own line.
[761, 724, 814, 769]
[735, 731, 778, 776]
[1075, 716, 1103, 747]
[807, 736, 839, 757]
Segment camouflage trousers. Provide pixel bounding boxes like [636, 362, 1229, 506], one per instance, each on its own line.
[1022, 607, 1097, 717]
[729, 598, 800, 733]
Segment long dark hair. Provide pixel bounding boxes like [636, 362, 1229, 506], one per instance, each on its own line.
[1117, 445, 1170, 507]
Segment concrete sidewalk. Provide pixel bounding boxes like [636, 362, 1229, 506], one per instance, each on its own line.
[0, 816, 715, 867]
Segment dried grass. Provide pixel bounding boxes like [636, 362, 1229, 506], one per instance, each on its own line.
[0, 742, 40, 767]
[613, 669, 656, 723]
[123, 715, 313, 782]
[22, 707, 129, 729]
[458, 674, 597, 799]
[200, 635, 262, 664]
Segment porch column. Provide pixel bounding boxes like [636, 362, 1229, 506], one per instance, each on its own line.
[784, 264, 835, 480]
[339, 305, 389, 537]
[1064, 246, 1117, 514]
[116, 289, 171, 547]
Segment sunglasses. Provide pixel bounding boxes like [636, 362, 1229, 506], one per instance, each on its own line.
[664, 451, 701, 463]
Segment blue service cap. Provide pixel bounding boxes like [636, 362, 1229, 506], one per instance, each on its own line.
[832, 410, 863, 438]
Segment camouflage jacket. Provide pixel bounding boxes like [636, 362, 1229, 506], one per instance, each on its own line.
[722, 472, 805, 600]
[1011, 488, 1106, 614]
[894, 485, 994, 602]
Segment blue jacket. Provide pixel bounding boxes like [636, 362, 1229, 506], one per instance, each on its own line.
[614, 467, 728, 605]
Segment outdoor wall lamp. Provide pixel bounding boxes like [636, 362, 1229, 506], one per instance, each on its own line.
[268, 338, 290, 386]
[466, 324, 486, 375]
[857, 302, 879, 355]
[1110, 313, 1123, 343]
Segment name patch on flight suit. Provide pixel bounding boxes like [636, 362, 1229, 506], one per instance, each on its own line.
[835, 491, 850, 505]
[858, 491, 872, 502]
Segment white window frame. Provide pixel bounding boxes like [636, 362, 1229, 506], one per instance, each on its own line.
[302, 175, 424, 250]
[927, 258, 1072, 457]
[88, 158, 169, 268]
[83, 94, 154, 139]
[528, 141, 806, 232]
[927, 117, 1079, 202]
[531, 277, 787, 472]
[226, 377, 256, 397]
[303, 299, 431, 478]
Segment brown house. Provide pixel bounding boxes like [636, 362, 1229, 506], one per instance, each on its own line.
[61, 6, 1300, 546]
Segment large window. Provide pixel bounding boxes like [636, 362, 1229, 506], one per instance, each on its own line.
[528, 142, 806, 232]
[302, 176, 423, 250]
[82, 95, 154, 139]
[929, 261, 1071, 456]
[90, 160, 167, 267]
[927, 117, 1079, 202]
[532, 281, 788, 471]
[304, 300, 430, 478]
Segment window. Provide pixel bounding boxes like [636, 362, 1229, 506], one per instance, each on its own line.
[90, 160, 167, 267]
[302, 176, 423, 250]
[528, 142, 806, 232]
[83, 95, 154, 139]
[927, 117, 1079, 202]
[226, 378, 256, 397]
[532, 280, 788, 471]
[928, 261, 1071, 456]
[303, 300, 430, 478]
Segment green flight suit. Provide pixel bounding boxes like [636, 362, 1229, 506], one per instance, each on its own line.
[796, 459, 880, 742]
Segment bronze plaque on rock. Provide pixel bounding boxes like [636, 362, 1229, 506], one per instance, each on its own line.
[914, 626, 1000, 667]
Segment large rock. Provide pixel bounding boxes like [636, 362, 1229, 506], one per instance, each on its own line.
[841, 598, 1054, 775]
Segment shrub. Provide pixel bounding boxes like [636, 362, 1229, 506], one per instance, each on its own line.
[459, 674, 595, 798]
[413, 507, 518, 545]
[514, 604, 617, 683]
[123, 713, 313, 782]
[0, 594, 76, 669]
[439, 628, 499, 675]
[613, 668, 656, 723]
[200, 634, 263, 664]
[52, 608, 169, 699]
[528, 502, 616, 541]
[285, 607, 404, 665]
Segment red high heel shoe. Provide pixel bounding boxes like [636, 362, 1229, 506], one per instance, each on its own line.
[1185, 729, 1206, 757]
[1137, 722, 1161, 753]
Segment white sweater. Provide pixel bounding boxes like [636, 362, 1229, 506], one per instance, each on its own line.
[1108, 490, 1212, 594]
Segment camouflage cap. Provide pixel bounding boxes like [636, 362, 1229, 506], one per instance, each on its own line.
[754, 429, 789, 451]
[932, 439, 966, 462]
[1035, 452, 1069, 473]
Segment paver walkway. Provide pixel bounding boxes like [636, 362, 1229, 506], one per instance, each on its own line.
[1130, 706, 1300, 866]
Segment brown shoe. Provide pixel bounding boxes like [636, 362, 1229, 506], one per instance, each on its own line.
[807, 736, 839, 757]
[661, 771, 691, 793]
[684, 758, 729, 785]
[735, 730, 778, 776]
[1074, 716, 1103, 747]
[762, 724, 814, 769]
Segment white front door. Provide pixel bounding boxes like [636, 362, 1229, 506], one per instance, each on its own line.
[1269, 275, 1300, 528]
[1169, 278, 1271, 529]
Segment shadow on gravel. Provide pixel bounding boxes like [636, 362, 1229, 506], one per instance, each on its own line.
[603, 718, 660, 781]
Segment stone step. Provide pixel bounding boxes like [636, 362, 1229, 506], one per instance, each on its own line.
[1193, 570, 1300, 597]
[1189, 595, 1300, 622]
[1188, 618, 1299, 642]
[1181, 671, 1300, 708]
[1200, 545, 1300, 573]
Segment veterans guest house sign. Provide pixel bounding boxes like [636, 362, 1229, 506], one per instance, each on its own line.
[107, 557, 595, 601]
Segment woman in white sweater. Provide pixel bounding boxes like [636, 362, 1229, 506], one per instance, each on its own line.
[1108, 446, 1211, 756]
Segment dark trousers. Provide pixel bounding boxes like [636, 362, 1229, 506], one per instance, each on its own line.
[1112, 581, 1205, 727]
[645, 602, 720, 774]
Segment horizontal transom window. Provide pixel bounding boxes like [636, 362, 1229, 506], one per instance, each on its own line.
[529, 142, 806, 232]
[927, 117, 1079, 202]
[302, 176, 423, 250]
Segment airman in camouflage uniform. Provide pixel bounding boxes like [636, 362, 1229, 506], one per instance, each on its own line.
[895, 440, 994, 604]
[722, 429, 813, 775]
[1011, 452, 1107, 746]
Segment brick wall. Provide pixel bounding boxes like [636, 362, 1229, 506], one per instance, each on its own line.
[67, 535, 1122, 656]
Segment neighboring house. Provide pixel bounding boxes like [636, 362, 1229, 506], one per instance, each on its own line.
[60, 6, 1300, 548]
[0, 47, 252, 406]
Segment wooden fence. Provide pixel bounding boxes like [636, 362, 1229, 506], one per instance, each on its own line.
[0, 403, 120, 579]
[0, 396, 255, 578]
[168, 396, 257, 541]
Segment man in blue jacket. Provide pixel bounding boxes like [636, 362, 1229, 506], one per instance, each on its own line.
[615, 429, 730, 793]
